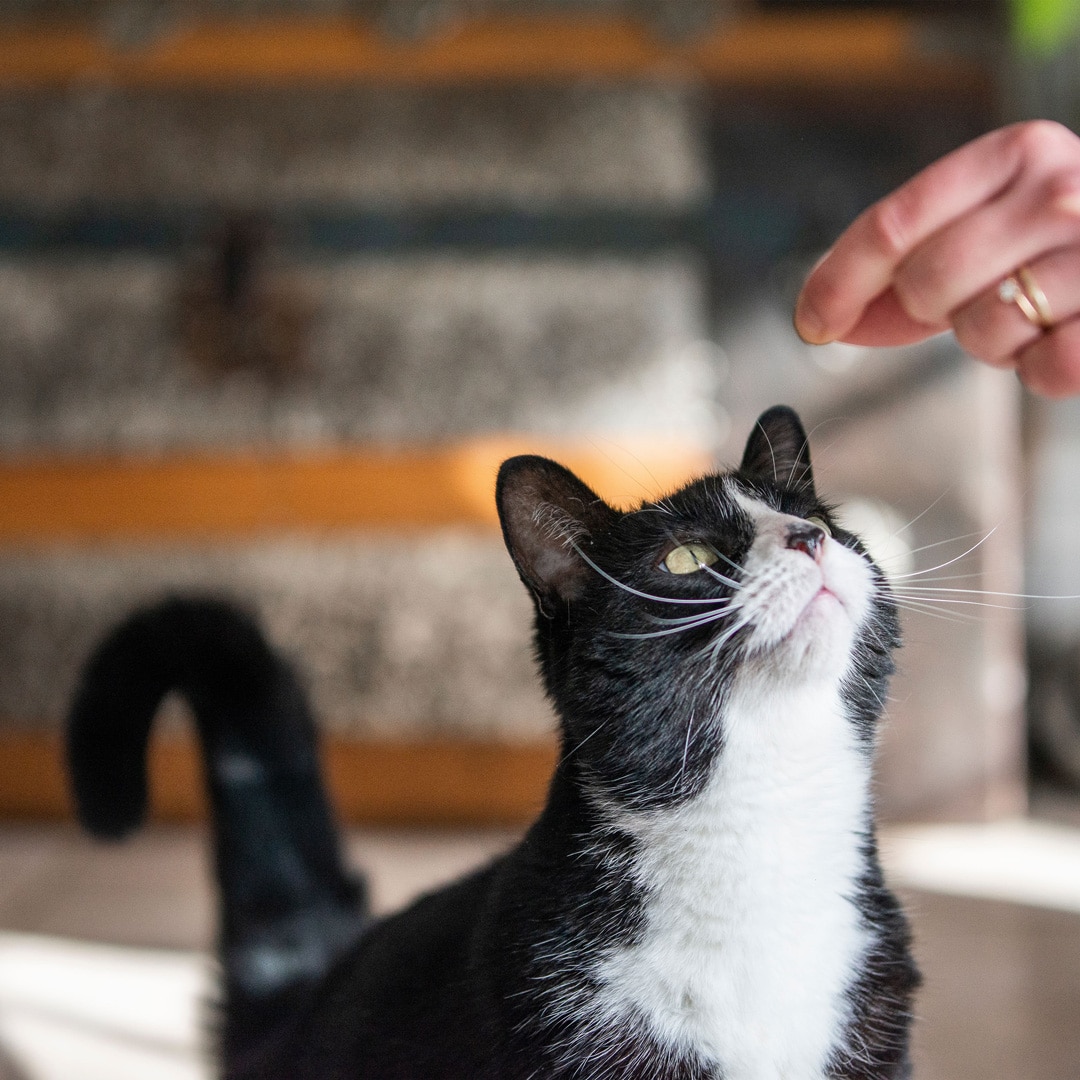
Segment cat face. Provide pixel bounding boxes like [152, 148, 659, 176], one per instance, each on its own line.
[496, 406, 898, 810]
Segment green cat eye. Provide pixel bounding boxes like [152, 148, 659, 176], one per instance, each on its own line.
[662, 542, 719, 575]
[807, 515, 832, 537]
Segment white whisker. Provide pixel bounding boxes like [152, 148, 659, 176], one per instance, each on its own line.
[895, 593, 1015, 611]
[891, 585, 1080, 601]
[887, 487, 952, 538]
[850, 671, 888, 711]
[894, 599, 979, 624]
[894, 529, 990, 560]
[697, 614, 753, 664]
[644, 606, 736, 626]
[565, 718, 609, 761]
[887, 572, 985, 586]
[570, 542, 729, 607]
[613, 607, 736, 640]
[887, 529, 997, 580]
[676, 710, 695, 794]
[698, 560, 742, 589]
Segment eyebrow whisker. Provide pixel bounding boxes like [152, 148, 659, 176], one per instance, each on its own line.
[570, 542, 730, 606]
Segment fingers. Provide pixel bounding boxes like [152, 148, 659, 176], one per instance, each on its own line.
[951, 247, 1078, 365]
[1017, 319, 1080, 397]
[889, 134, 1080, 327]
[947, 247, 1080, 395]
[795, 121, 1080, 348]
[795, 120, 1080, 396]
[795, 123, 1041, 345]
[836, 289, 948, 348]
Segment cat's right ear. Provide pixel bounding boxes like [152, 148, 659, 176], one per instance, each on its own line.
[496, 456, 618, 613]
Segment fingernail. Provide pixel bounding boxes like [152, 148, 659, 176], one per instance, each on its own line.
[794, 292, 834, 345]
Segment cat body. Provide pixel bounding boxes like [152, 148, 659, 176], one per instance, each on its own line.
[67, 406, 918, 1079]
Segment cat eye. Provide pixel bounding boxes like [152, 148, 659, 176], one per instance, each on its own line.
[806, 515, 832, 537]
[661, 543, 719, 575]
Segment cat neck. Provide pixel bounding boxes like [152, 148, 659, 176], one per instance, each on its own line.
[590, 668, 873, 838]
[589, 671, 873, 1080]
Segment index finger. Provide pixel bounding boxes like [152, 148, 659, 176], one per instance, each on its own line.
[795, 125, 1029, 345]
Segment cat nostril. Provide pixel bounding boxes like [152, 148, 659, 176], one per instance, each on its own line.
[787, 524, 826, 561]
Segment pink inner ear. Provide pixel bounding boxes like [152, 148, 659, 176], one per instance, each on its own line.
[532, 544, 589, 601]
[503, 495, 593, 602]
[496, 455, 617, 605]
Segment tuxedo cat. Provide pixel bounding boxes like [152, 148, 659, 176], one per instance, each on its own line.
[67, 405, 918, 1079]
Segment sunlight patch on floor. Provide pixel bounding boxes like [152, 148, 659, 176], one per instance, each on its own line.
[882, 818, 1080, 914]
[0, 932, 210, 1080]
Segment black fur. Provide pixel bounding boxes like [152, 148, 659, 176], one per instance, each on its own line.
[67, 406, 918, 1078]
[67, 598, 366, 1070]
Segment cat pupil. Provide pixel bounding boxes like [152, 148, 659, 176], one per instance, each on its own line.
[662, 542, 719, 575]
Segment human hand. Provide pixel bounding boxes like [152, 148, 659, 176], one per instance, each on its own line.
[794, 121, 1080, 397]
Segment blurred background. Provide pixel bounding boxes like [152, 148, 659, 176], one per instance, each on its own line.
[0, 0, 1078, 1077]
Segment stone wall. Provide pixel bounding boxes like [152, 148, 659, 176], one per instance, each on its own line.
[0, 535, 547, 742]
[0, 255, 709, 452]
[0, 85, 705, 208]
[0, 81, 714, 757]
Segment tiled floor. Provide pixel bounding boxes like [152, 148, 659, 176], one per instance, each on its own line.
[0, 818, 1078, 1079]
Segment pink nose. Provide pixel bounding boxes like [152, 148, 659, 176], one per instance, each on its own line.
[786, 523, 826, 562]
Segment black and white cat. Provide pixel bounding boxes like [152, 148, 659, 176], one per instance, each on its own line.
[67, 405, 918, 1079]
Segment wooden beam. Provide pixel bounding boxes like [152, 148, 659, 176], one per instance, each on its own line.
[0, 12, 990, 93]
[0, 730, 558, 827]
[0, 439, 710, 546]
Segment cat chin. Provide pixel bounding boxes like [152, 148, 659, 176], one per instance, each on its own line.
[745, 594, 859, 684]
[753, 637, 853, 689]
[789, 589, 856, 651]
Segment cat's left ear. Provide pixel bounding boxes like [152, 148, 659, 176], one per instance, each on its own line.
[740, 405, 815, 495]
[496, 456, 618, 612]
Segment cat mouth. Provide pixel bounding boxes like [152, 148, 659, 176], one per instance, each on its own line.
[748, 585, 847, 657]
[787, 585, 847, 639]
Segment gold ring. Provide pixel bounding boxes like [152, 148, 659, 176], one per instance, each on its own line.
[1018, 266, 1054, 328]
[999, 267, 1054, 330]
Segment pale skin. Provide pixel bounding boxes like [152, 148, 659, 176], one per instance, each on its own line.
[795, 121, 1080, 397]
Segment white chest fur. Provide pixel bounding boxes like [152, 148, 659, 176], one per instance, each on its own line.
[592, 677, 871, 1080]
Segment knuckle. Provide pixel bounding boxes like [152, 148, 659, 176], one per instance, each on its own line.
[1042, 170, 1080, 222]
[892, 251, 946, 323]
[1007, 119, 1076, 166]
[891, 281, 927, 324]
[863, 195, 914, 262]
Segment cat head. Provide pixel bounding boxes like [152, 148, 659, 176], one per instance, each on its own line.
[496, 406, 898, 809]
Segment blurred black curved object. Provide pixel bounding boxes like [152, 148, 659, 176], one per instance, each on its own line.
[1029, 638, 1080, 792]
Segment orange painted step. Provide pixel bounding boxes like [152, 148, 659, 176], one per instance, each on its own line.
[0, 439, 713, 545]
[0, 12, 986, 93]
[0, 730, 557, 827]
